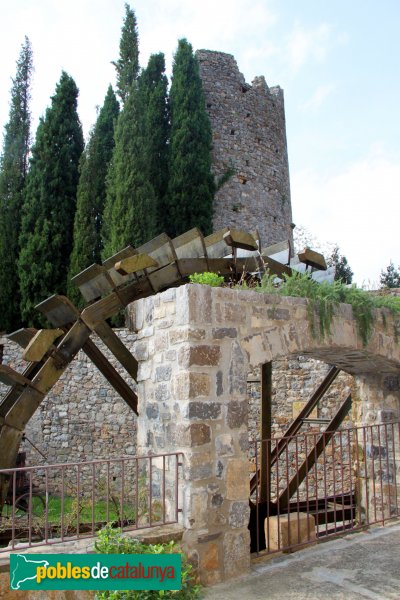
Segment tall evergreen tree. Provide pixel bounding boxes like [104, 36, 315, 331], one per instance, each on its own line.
[18, 72, 83, 325]
[166, 39, 214, 238]
[68, 86, 119, 304]
[139, 53, 170, 232]
[112, 3, 139, 104]
[102, 81, 157, 258]
[0, 37, 33, 332]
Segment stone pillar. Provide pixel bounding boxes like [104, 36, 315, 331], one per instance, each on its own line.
[132, 285, 251, 585]
[353, 373, 400, 524]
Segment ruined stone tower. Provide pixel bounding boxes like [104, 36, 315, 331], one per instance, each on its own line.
[197, 50, 293, 248]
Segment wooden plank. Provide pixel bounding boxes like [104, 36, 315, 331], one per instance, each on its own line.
[250, 366, 340, 494]
[36, 295, 80, 327]
[90, 321, 138, 380]
[172, 227, 207, 260]
[82, 339, 138, 415]
[147, 262, 182, 292]
[177, 258, 210, 277]
[278, 394, 352, 509]
[80, 292, 124, 329]
[263, 240, 291, 265]
[261, 255, 292, 278]
[115, 253, 159, 275]
[71, 264, 115, 302]
[6, 321, 91, 432]
[116, 277, 155, 306]
[0, 365, 41, 391]
[223, 229, 258, 251]
[137, 233, 176, 273]
[103, 246, 137, 287]
[204, 228, 230, 259]
[22, 328, 64, 363]
[7, 328, 38, 349]
[298, 248, 327, 271]
[0, 363, 43, 418]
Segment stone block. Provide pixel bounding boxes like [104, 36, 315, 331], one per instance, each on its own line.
[201, 541, 220, 570]
[223, 530, 250, 579]
[212, 327, 237, 339]
[266, 512, 316, 552]
[189, 423, 211, 446]
[229, 501, 250, 528]
[227, 400, 248, 429]
[173, 372, 211, 399]
[226, 459, 249, 500]
[215, 433, 234, 456]
[179, 345, 221, 367]
[187, 402, 222, 421]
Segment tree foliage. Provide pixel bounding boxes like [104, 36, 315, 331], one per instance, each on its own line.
[18, 72, 84, 325]
[139, 53, 170, 232]
[327, 245, 353, 284]
[166, 38, 214, 238]
[112, 3, 139, 104]
[0, 37, 33, 332]
[68, 86, 119, 305]
[380, 261, 400, 289]
[102, 80, 158, 258]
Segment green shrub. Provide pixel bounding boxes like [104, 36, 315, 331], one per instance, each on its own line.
[189, 272, 224, 287]
[257, 270, 400, 346]
[94, 525, 202, 599]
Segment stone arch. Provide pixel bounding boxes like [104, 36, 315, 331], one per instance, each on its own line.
[131, 285, 400, 584]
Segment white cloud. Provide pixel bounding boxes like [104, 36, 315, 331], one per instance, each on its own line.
[291, 149, 400, 287]
[286, 23, 331, 70]
[302, 83, 336, 110]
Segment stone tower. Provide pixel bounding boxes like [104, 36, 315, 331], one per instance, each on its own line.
[196, 50, 293, 248]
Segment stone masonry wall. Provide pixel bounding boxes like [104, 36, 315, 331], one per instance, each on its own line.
[197, 50, 293, 249]
[129, 284, 399, 584]
[0, 335, 351, 477]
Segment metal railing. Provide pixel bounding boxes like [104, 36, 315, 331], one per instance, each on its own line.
[0, 452, 183, 552]
[251, 421, 400, 555]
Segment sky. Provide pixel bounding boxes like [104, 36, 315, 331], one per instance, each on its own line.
[1, 0, 399, 287]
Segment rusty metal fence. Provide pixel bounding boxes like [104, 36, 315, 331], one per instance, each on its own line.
[0, 452, 183, 552]
[251, 421, 400, 555]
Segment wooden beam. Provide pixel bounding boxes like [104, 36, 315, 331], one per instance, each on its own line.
[71, 264, 115, 302]
[82, 339, 138, 414]
[115, 253, 159, 275]
[88, 320, 138, 380]
[298, 248, 327, 271]
[223, 229, 258, 251]
[137, 233, 176, 273]
[172, 227, 207, 260]
[261, 255, 293, 278]
[36, 295, 80, 327]
[250, 366, 340, 495]
[103, 246, 137, 287]
[204, 228, 230, 259]
[263, 240, 291, 265]
[0, 365, 41, 391]
[278, 394, 352, 509]
[22, 328, 64, 362]
[7, 328, 38, 349]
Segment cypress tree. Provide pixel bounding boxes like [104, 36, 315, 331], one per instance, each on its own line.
[112, 3, 139, 104]
[18, 72, 84, 325]
[166, 39, 215, 238]
[68, 86, 119, 304]
[101, 82, 157, 258]
[0, 37, 33, 332]
[139, 53, 170, 233]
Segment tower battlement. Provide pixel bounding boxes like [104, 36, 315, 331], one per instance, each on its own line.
[196, 50, 293, 248]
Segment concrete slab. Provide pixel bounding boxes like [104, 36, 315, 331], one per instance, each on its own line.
[203, 524, 400, 599]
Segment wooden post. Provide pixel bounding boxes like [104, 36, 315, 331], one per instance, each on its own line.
[260, 362, 272, 503]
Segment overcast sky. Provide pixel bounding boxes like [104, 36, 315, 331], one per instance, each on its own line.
[1, 0, 399, 286]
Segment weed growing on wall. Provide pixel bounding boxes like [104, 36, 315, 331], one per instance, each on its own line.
[189, 272, 224, 287]
[258, 271, 400, 345]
